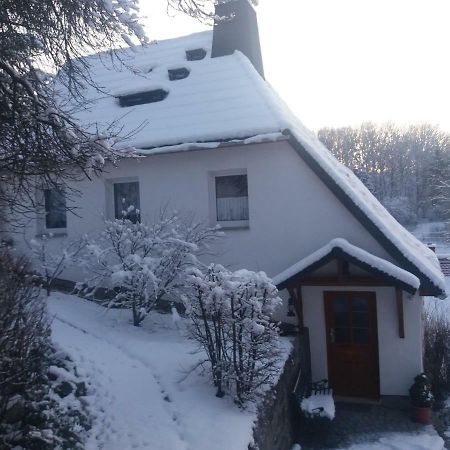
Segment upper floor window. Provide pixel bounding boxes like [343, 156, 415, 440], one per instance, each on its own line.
[213, 172, 249, 228]
[113, 181, 140, 223]
[44, 188, 67, 229]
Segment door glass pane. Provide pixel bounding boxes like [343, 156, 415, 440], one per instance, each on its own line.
[333, 298, 349, 313]
[334, 312, 350, 328]
[352, 327, 369, 344]
[352, 297, 368, 312]
[352, 311, 368, 328]
[333, 299, 350, 327]
[335, 327, 351, 343]
[351, 298, 369, 343]
[332, 299, 350, 343]
[114, 182, 140, 223]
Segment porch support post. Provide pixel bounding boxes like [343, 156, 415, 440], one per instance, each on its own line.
[287, 285, 304, 330]
[337, 258, 344, 282]
[396, 288, 405, 339]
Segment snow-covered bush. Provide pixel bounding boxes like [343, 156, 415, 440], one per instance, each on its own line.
[0, 248, 90, 448]
[30, 234, 89, 296]
[184, 264, 282, 407]
[83, 212, 221, 326]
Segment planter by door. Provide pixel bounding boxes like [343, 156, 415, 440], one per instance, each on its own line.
[324, 291, 380, 399]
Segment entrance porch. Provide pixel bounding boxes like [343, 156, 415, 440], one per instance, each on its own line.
[273, 238, 423, 399]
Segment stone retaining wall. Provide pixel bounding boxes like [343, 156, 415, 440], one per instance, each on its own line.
[251, 328, 311, 450]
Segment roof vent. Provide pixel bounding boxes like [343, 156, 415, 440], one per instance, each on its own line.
[118, 89, 168, 107]
[168, 67, 190, 81]
[186, 48, 207, 61]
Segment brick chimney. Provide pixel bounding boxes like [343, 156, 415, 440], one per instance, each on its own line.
[211, 0, 264, 78]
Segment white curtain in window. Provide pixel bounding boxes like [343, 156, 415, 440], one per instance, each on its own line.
[216, 197, 249, 221]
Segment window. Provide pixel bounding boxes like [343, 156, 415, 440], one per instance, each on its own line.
[113, 181, 140, 223]
[213, 173, 249, 227]
[118, 89, 168, 107]
[168, 67, 190, 81]
[44, 189, 67, 229]
[185, 48, 207, 61]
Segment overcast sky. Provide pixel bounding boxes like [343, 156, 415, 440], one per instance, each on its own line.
[138, 0, 450, 132]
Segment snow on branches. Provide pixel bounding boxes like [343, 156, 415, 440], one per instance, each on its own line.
[29, 234, 89, 296]
[0, 0, 148, 220]
[184, 264, 282, 406]
[167, 0, 259, 22]
[82, 212, 222, 326]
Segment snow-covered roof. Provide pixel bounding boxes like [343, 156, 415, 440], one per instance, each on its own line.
[63, 31, 287, 150]
[273, 238, 420, 294]
[64, 30, 446, 297]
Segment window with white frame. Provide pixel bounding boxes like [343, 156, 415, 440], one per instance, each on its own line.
[213, 172, 249, 227]
[113, 181, 140, 223]
[44, 188, 67, 229]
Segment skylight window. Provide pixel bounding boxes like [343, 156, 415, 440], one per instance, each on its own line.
[168, 68, 190, 81]
[118, 89, 168, 107]
[185, 48, 207, 61]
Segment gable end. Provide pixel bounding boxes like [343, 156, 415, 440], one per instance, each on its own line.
[283, 130, 444, 297]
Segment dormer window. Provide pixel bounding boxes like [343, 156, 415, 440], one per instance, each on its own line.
[118, 89, 168, 107]
[168, 68, 190, 81]
[186, 48, 207, 61]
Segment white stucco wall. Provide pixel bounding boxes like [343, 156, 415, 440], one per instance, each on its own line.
[302, 285, 423, 396]
[14, 140, 394, 280]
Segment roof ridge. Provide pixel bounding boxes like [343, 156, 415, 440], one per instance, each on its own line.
[232, 52, 286, 131]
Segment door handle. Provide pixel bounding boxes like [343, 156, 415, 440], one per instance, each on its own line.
[330, 328, 335, 343]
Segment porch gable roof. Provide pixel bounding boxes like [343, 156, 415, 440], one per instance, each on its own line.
[273, 238, 420, 295]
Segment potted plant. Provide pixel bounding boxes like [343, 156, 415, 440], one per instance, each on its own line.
[409, 373, 434, 424]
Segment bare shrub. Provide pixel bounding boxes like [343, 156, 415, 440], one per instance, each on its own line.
[0, 248, 50, 421]
[29, 234, 89, 296]
[423, 309, 450, 403]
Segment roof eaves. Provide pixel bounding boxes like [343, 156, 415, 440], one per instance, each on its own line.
[282, 129, 445, 298]
[136, 132, 288, 156]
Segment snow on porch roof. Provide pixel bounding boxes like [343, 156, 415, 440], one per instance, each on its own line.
[273, 238, 421, 295]
[62, 31, 446, 297]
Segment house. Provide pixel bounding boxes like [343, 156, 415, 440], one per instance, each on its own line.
[16, 0, 446, 401]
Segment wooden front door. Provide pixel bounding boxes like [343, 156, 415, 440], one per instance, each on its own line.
[324, 291, 380, 399]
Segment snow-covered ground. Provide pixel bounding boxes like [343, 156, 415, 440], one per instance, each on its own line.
[291, 430, 444, 450]
[48, 293, 278, 450]
[49, 291, 446, 450]
[335, 431, 444, 450]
